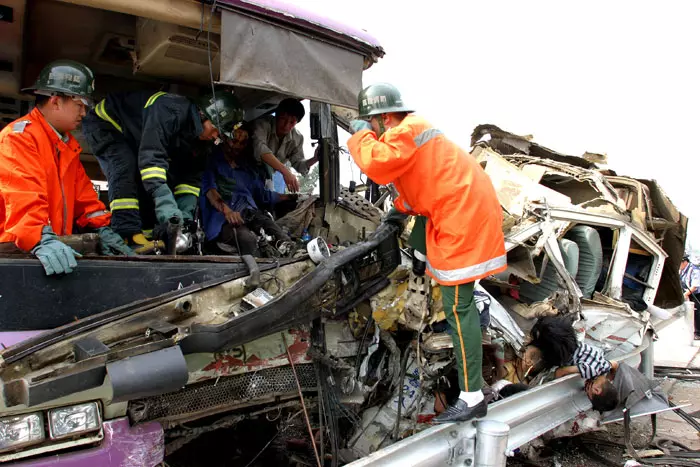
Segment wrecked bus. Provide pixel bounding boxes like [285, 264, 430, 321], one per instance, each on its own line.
[0, 0, 689, 465]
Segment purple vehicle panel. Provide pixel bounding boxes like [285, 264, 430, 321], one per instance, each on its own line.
[217, 0, 384, 54]
[0, 332, 44, 349]
[13, 418, 163, 467]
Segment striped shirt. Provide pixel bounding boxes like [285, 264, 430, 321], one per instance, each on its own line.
[568, 343, 611, 380]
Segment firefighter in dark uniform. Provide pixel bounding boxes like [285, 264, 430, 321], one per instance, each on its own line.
[81, 90, 244, 250]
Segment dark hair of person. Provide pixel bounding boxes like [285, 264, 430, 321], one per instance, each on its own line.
[276, 98, 305, 122]
[529, 315, 578, 368]
[591, 380, 619, 412]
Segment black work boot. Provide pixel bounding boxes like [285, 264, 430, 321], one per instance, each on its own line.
[434, 399, 487, 423]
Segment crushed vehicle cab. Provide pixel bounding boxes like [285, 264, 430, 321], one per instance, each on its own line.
[0, 1, 690, 466]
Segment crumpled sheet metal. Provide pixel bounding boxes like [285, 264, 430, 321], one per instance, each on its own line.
[14, 418, 164, 467]
[474, 147, 572, 219]
[370, 266, 443, 331]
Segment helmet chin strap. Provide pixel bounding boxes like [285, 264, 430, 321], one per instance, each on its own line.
[376, 114, 386, 137]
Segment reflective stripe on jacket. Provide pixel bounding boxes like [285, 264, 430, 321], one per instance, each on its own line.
[348, 114, 506, 285]
[0, 108, 110, 251]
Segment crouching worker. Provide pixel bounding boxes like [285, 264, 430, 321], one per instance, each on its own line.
[200, 129, 295, 256]
[347, 83, 507, 423]
[0, 60, 132, 276]
[82, 89, 244, 252]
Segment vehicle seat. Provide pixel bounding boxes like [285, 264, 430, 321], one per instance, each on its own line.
[564, 225, 603, 299]
[519, 239, 580, 303]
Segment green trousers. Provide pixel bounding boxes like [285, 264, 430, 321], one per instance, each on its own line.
[409, 215, 483, 392]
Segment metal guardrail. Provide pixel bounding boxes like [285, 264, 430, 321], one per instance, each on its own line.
[347, 334, 653, 466]
[346, 376, 590, 467]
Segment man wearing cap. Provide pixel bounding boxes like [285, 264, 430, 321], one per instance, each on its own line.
[347, 83, 507, 423]
[251, 98, 318, 193]
[0, 60, 132, 276]
[81, 90, 244, 251]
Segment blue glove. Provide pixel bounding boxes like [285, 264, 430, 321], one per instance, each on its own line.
[97, 227, 136, 256]
[349, 119, 372, 134]
[152, 184, 184, 226]
[31, 226, 82, 275]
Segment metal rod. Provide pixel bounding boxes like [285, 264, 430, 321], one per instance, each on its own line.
[282, 332, 322, 467]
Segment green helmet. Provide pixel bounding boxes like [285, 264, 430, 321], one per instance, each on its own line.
[198, 92, 245, 138]
[23, 60, 95, 103]
[358, 83, 413, 118]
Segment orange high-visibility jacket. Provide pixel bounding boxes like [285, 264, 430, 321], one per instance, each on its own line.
[348, 114, 506, 286]
[0, 108, 111, 251]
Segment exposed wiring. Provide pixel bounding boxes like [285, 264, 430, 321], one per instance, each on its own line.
[282, 332, 322, 467]
[242, 409, 305, 467]
[354, 315, 374, 377]
[206, 0, 225, 144]
[393, 344, 411, 440]
[260, 260, 285, 294]
[194, 1, 205, 41]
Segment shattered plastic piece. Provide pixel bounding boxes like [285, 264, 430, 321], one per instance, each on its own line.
[400, 273, 431, 331]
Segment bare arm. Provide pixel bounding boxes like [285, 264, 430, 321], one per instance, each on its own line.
[206, 188, 243, 226]
[305, 143, 321, 170]
[206, 188, 226, 212]
[554, 366, 580, 379]
[261, 152, 288, 173]
[261, 153, 300, 193]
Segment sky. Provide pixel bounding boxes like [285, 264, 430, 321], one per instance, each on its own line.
[289, 0, 700, 250]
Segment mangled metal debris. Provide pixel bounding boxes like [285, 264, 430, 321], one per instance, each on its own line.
[0, 122, 689, 466]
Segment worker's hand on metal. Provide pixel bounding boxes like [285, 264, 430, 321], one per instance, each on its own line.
[382, 208, 409, 230]
[152, 185, 184, 226]
[97, 226, 136, 256]
[31, 226, 82, 275]
[223, 206, 244, 226]
[282, 168, 300, 193]
[349, 119, 371, 134]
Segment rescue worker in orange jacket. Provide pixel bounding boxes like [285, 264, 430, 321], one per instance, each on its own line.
[0, 60, 132, 276]
[348, 83, 507, 423]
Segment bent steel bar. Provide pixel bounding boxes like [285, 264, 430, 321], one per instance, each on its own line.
[179, 222, 399, 353]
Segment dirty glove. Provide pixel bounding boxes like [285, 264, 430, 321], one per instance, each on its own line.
[175, 194, 198, 222]
[153, 184, 183, 226]
[97, 227, 135, 256]
[381, 208, 409, 233]
[349, 119, 372, 134]
[31, 226, 81, 275]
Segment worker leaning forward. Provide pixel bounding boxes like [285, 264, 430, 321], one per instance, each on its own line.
[81, 89, 244, 252]
[347, 83, 507, 423]
[0, 60, 133, 276]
